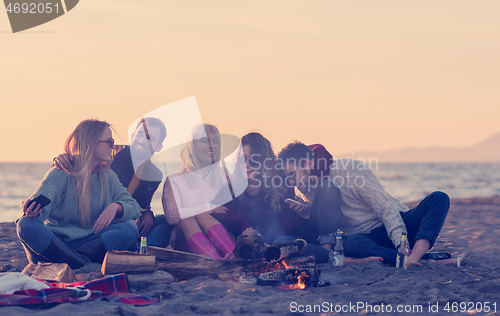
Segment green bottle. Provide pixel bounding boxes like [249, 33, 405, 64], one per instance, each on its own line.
[396, 233, 409, 270]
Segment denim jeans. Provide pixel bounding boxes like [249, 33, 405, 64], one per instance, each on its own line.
[17, 216, 138, 262]
[143, 215, 174, 248]
[344, 191, 450, 265]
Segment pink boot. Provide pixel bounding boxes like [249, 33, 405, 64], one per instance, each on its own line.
[206, 224, 235, 256]
[187, 232, 223, 259]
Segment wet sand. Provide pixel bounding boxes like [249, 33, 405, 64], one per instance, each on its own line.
[1, 196, 500, 315]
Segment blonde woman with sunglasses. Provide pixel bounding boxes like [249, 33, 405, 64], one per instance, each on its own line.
[17, 119, 140, 269]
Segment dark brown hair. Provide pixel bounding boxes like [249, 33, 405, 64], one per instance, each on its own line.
[240, 132, 286, 211]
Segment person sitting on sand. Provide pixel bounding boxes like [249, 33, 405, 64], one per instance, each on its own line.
[53, 117, 174, 248]
[277, 141, 452, 266]
[162, 123, 235, 259]
[17, 119, 140, 269]
[210, 132, 307, 245]
[213, 133, 381, 264]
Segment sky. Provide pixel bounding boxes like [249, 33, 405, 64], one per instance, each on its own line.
[1, 0, 499, 162]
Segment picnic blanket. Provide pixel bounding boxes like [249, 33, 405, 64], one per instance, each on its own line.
[0, 273, 158, 306]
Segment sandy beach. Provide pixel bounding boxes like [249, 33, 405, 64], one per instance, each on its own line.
[1, 196, 499, 315]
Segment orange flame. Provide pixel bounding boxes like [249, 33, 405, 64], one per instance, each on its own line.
[273, 260, 312, 290]
[276, 272, 308, 290]
[276, 276, 306, 290]
[282, 260, 291, 269]
[297, 275, 306, 289]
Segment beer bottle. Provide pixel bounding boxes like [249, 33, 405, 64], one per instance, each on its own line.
[396, 233, 409, 269]
[140, 237, 147, 254]
[333, 229, 344, 266]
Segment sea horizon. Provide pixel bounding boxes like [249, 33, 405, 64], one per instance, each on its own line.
[1, 162, 500, 223]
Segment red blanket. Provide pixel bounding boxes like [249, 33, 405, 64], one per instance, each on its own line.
[0, 273, 158, 306]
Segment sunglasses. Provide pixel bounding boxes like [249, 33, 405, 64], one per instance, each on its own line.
[98, 138, 115, 148]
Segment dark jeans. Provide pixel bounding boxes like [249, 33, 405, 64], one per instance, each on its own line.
[272, 183, 342, 263]
[17, 216, 139, 264]
[143, 215, 174, 248]
[344, 191, 450, 266]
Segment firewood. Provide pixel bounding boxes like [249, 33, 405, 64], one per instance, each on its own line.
[101, 251, 156, 275]
[146, 246, 224, 262]
[151, 247, 252, 281]
[23, 262, 76, 283]
[257, 267, 320, 287]
[285, 256, 316, 268]
[262, 239, 307, 263]
[21, 263, 37, 276]
[148, 246, 315, 281]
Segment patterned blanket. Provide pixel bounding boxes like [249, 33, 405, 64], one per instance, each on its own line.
[0, 273, 158, 306]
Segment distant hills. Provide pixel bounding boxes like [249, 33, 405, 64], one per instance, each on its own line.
[337, 132, 500, 163]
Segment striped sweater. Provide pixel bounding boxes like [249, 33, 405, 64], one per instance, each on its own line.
[24, 167, 140, 242]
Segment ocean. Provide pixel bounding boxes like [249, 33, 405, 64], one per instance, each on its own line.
[1, 162, 500, 223]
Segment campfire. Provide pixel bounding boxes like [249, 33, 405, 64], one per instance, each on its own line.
[278, 271, 307, 290]
[235, 239, 329, 290]
[143, 235, 331, 291]
[278, 260, 307, 290]
[254, 256, 324, 290]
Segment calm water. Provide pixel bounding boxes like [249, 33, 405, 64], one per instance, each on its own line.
[1, 162, 500, 223]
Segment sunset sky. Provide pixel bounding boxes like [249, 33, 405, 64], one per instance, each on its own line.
[1, 0, 499, 162]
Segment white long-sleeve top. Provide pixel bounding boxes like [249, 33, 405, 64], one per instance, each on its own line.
[329, 159, 409, 247]
[162, 165, 232, 225]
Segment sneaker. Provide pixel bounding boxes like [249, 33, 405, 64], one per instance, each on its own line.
[421, 252, 451, 260]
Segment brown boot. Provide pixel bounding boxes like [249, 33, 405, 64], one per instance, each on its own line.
[40, 235, 91, 269]
[75, 236, 108, 264]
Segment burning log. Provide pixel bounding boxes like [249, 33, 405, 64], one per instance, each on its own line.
[257, 268, 304, 285]
[149, 240, 328, 289]
[257, 267, 320, 289]
[148, 246, 316, 281]
[256, 256, 325, 289]
[281, 256, 316, 268]
[262, 239, 307, 263]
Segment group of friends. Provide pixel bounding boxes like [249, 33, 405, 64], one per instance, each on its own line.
[17, 118, 454, 270]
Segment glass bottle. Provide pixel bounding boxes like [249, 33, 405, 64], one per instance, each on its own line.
[140, 237, 147, 254]
[332, 229, 344, 266]
[396, 233, 409, 269]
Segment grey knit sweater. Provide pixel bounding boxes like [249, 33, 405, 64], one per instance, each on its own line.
[25, 167, 140, 242]
[330, 159, 409, 247]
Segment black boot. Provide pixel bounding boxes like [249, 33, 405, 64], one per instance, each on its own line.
[40, 235, 91, 269]
[75, 236, 108, 264]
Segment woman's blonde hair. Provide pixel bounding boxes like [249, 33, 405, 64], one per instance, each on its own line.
[64, 119, 111, 228]
[177, 123, 224, 189]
